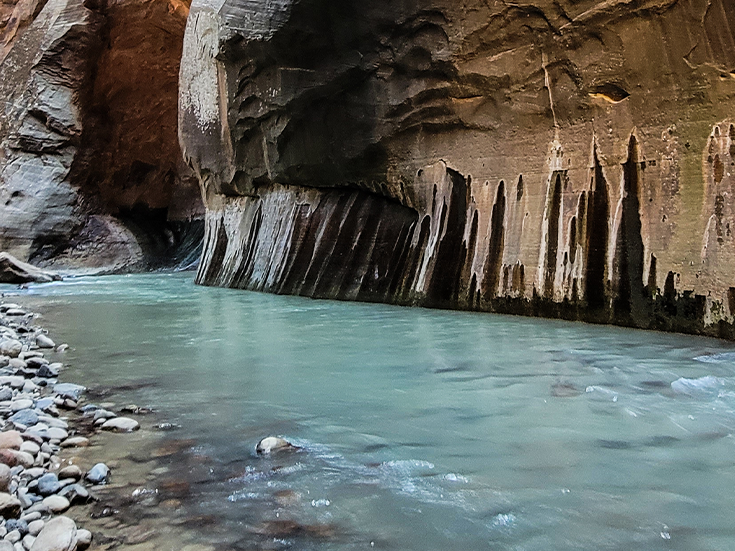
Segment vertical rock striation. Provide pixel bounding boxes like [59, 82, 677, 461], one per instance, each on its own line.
[181, 0, 735, 338]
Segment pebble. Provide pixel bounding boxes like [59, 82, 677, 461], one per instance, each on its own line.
[4, 531, 19, 544]
[0, 432, 23, 450]
[51, 384, 84, 402]
[34, 335, 54, 350]
[36, 474, 60, 496]
[10, 400, 33, 413]
[20, 535, 33, 551]
[0, 451, 34, 469]
[9, 410, 38, 427]
[0, 493, 21, 518]
[57, 484, 87, 505]
[26, 521, 43, 537]
[0, 464, 11, 492]
[56, 466, 81, 480]
[34, 366, 57, 379]
[0, 388, 12, 402]
[0, 341, 22, 359]
[0, 542, 11, 551]
[44, 429, 67, 441]
[41, 496, 69, 513]
[85, 463, 109, 484]
[19, 442, 39, 456]
[75, 529, 91, 548]
[59, 437, 88, 449]
[5, 521, 27, 537]
[101, 417, 139, 432]
[54, 345, 68, 353]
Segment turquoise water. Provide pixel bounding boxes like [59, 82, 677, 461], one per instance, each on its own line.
[5, 273, 735, 550]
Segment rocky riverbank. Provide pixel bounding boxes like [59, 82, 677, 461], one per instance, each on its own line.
[0, 301, 144, 551]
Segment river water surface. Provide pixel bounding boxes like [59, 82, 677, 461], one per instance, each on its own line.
[4, 273, 735, 550]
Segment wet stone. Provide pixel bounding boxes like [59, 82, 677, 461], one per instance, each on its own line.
[58, 484, 88, 505]
[36, 474, 60, 496]
[9, 410, 38, 427]
[85, 463, 109, 484]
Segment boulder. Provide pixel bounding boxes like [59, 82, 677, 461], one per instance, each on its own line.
[0, 254, 60, 284]
[28, 516, 76, 551]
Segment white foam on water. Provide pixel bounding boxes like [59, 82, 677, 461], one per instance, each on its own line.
[694, 352, 735, 364]
[671, 375, 725, 396]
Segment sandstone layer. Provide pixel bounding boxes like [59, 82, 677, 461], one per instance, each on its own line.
[181, 0, 735, 337]
[0, 0, 203, 271]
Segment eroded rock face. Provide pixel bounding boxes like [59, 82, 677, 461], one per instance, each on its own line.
[181, 0, 735, 337]
[0, 0, 203, 271]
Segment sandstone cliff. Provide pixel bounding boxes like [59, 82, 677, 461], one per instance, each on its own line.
[0, 0, 203, 271]
[179, 0, 735, 338]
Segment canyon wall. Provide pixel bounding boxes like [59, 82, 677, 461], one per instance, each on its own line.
[180, 0, 735, 337]
[0, 0, 203, 271]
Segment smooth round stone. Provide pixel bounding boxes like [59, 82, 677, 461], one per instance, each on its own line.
[34, 336, 54, 350]
[0, 388, 12, 402]
[27, 516, 76, 551]
[44, 429, 67, 441]
[0, 464, 11, 492]
[0, 431, 23, 450]
[21, 535, 34, 551]
[75, 529, 91, 549]
[85, 463, 109, 484]
[41, 495, 69, 513]
[19, 441, 39, 456]
[9, 410, 38, 427]
[51, 384, 84, 401]
[57, 484, 87, 505]
[54, 345, 68, 353]
[10, 400, 33, 413]
[56, 466, 81, 480]
[101, 417, 139, 432]
[33, 399, 53, 412]
[26, 521, 43, 538]
[0, 541, 11, 551]
[5, 521, 27, 537]
[3, 531, 19, 544]
[92, 410, 115, 421]
[0, 450, 34, 469]
[36, 474, 60, 496]
[0, 493, 21, 518]
[34, 365, 56, 379]
[20, 382, 37, 394]
[256, 436, 296, 455]
[59, 437, 88, 449]
[19, 513, 41, 523]
[0, 377, 24, 389]
[0, 341, 21, 359]
[38, 418, 67, 430]
[7, 359, 25, 370]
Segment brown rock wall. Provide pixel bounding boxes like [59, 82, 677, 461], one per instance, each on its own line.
[181, 0, 735, 337]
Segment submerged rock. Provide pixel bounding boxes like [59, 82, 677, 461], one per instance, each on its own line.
[85, 463, 109, 485]
[256, 437, 298, 455]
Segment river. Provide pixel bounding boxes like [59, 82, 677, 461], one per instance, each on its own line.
[3, 272, 735, 550]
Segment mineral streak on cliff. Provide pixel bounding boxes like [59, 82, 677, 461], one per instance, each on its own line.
[0, 0, 203, 270]
[181, 0, 735, 338]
